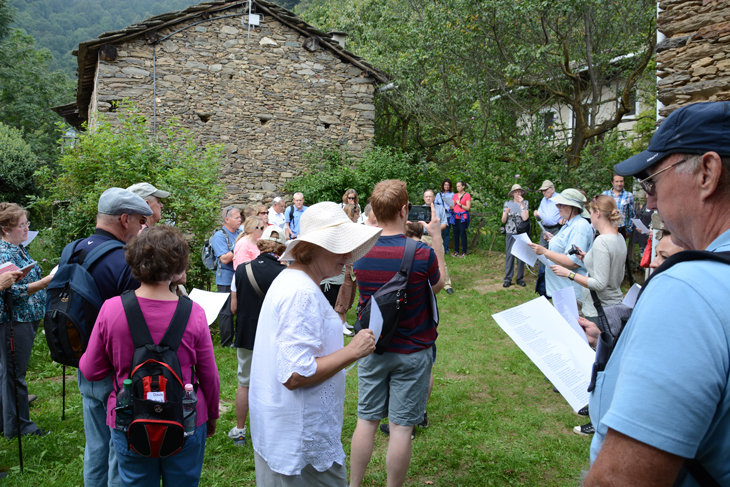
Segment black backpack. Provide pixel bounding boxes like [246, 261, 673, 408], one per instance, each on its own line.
[354, 238, 418, 354]
[45, 238, 125, 367]
[120, 291, 193, 458]
[201, 228, 230, 271]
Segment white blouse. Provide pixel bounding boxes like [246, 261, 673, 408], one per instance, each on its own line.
[249, 268, 346, 475]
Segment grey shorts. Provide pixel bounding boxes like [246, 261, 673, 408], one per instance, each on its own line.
[237, 348, 253, 387]
[254, 450, 346, 487]
[357, 347, 434, 426]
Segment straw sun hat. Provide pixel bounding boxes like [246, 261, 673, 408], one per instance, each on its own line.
[550, 188, 590, 218]
[508, 184, 526, 198]
[279, 202, 382, 265]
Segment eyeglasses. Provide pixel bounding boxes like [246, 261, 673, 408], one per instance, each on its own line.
[638, 158, 687, 196]
[16, 222, 31, 230]
[138, 216, 148, 225]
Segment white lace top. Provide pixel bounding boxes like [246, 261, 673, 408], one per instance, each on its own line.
[249, 268, 346, 475]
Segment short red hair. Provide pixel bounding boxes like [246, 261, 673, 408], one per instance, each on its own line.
[370, 180, 408, 225]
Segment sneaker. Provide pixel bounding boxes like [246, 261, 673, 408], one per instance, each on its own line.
[460, 253, 467, 258]
[452, 252, 459, 257]
[379, 423, 416, 439]
[27, 428, 48, 437]
[577, 405, 589, 416]
[343, 325, 355, 337]
[516, 280, 526, 287]
[573, 422, 595, 436]
[344, 323, 355, 331]
[418, 411, 429, 428]
[446, 288, 454, 295]
[228, 426, 246, 446]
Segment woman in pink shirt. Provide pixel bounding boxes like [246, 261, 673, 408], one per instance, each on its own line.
[79, 225, 220, 487]
[452, 180, 472, 257]
[233, 216, 264, 269]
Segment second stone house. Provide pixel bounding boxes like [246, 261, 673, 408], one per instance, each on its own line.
[53, 0, 387, 206]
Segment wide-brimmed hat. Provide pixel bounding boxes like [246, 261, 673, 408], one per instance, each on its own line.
[279, 202, 382, 265]
[508, 184, 526, 198]
[539, 180, 554, 191]
[614, 101, 730, 177]
[550, 189, 590, 218]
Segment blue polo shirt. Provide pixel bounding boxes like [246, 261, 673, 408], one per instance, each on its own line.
[212, 227, 241, 286]
[589, 229, 730, 485]
[285, 205, 308, 236]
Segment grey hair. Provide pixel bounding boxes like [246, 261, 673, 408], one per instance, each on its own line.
[96, 213, 120, 224]
[675, 153, 730, 195]
[423, 189, 435, 197]
[363, 203, 372, 217]
[293, 192, 304, 199]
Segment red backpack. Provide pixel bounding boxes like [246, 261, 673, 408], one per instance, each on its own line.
[120, 291, 193, 458]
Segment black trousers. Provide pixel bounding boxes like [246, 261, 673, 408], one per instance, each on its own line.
[217, 284, 234, 346]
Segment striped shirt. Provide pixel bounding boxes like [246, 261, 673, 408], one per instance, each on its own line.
[354, 235, 440, 354]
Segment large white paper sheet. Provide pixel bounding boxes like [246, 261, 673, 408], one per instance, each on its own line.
[369, 297, 383, 342]
[22, 231, 38, 247]
[510, 233, 537, 267]
[551, 286, 587, 343]
[189, 288, 231, 326]
[622, 283, 642, 308]
[631, 218, 650, 234]
[492, 297, 595, 412]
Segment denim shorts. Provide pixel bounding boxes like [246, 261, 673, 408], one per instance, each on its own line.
[236, 348, 253, 387]
[357, 347, 433, 426]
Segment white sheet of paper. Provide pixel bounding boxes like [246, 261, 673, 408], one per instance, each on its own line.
[537, 220, 547, 235]
[188, 288, 231, 326]
[22, 231, 38, 247]
[622, 283, 642, 308]
[510, 233, 537, 267]
[551, 286, 587, 344]
[50, 265, 59, 276]
[492, 297, 595, 412]
[369, 297, 384, 342]
[631, 218, 650, 234]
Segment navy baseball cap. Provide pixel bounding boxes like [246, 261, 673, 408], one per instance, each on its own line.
[614, 101, 730, 177]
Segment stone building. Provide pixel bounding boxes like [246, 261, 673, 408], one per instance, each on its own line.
[656, 0, 730, 119]
[52, 0, 387, 206]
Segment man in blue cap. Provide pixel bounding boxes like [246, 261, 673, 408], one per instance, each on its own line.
[584, 101, 730, 486]
[76, 188, 152, 487]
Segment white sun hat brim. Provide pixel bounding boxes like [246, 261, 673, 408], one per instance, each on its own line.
[279, 201, 382, 265]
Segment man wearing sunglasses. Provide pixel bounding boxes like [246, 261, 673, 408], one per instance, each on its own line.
[585, 102, 730, 487]
[68, 188, 152, 487]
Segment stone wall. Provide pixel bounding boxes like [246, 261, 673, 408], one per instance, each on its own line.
[89, 6, 377, 207]
[657, 0, 730, 118]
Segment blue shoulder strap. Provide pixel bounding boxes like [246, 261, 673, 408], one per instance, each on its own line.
[81, 239, 126, 271]
[60, 238, 85, 266]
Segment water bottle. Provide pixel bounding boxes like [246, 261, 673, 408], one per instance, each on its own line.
[115, 379, 133, 432]
[182, 384, 197, 437]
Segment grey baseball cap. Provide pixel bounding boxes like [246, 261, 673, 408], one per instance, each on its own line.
[98, 188, 153, 216]
[125, 182, 170, 200]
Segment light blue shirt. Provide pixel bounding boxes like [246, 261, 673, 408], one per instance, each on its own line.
[435, 191, 454, 214]
[212, 227, 241, 286]
[545, 216, 593, 302]
[285, 205, 308, 237]
[589, 229, 730, 485]
[424, 203, 448, 235]
[537, 192, 562, 226]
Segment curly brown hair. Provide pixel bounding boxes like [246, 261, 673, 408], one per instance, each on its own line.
[257, 239, 287, 256]
[0, 202, 27, 232]
[125, 225, 189, 283]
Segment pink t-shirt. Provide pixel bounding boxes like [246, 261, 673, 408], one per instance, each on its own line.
[453, 192, 471, 219]
[233, 237, 260, 270]
[79, 295, 220, 429]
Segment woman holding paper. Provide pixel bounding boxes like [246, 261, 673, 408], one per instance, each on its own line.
[502, 184, 530, 287]
[528, 189, 593, 303]
[249, 202, 379, 485]
[0, 202, 53, 438]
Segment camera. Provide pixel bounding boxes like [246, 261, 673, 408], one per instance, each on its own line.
[568, 244, 580, 255]
[408, 205, 431, 223]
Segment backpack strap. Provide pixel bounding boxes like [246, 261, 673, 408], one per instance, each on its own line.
[400, 237, 418, 277]
[81, 240, 126, 270]
[60, 238, 85, 265]
[121, 290, 155, 349]
[245, 262, 265, 300]
[158, 296, 193, 352]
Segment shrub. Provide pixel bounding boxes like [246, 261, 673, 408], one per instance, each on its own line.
[0, 122, 39, 206]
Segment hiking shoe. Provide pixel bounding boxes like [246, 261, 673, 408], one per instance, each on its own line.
[446, 288, 454, 295]
[418, 412, 429, 428]
[228, 426, 246, 446]
[503, 281, 511, 288]
[516, 280, 526, 287]
[577, 405, 589, 417]
[573, 422, 595, 436]
[27, 428, 48, 437]
[343, 325, 355, 337]
[379, 423, 416, 439]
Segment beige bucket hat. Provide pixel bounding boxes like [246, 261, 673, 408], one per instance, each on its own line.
[279, 202, 382, 265]
[508, 184, 526, 198]
[550, 188, 590, 218]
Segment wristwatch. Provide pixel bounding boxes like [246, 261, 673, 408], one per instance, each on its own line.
[568, 272, 575, 281]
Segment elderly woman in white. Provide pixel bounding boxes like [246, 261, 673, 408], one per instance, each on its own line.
[249, 202, 381, 486]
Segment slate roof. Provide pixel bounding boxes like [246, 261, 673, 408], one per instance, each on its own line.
[52, 0, 387, 128]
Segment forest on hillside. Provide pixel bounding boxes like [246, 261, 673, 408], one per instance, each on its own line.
[10, 0, 304, 74]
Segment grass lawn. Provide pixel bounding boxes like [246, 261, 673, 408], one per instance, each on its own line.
[0, 248, 593, 485]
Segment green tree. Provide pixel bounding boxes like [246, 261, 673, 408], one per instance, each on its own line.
[0, 122, 39, 205]
[43, 104, 225, 290]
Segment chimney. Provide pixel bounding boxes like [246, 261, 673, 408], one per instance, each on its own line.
[327, 31, 348, 49]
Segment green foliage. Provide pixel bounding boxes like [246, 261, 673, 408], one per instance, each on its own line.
[0, 122, 39, 205]
[9, 0, 300, 74]
[0, 28, 75, 166]
[43, 104, 225, 290]
[285, 146, 426, 203]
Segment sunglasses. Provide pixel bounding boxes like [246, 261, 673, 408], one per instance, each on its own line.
[348, 196, 356, 200]
[258, 211, 267, 215]
[638, 158, 687, 196]
[224, 206, 235, 218]
[256, 226, 264, 231]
